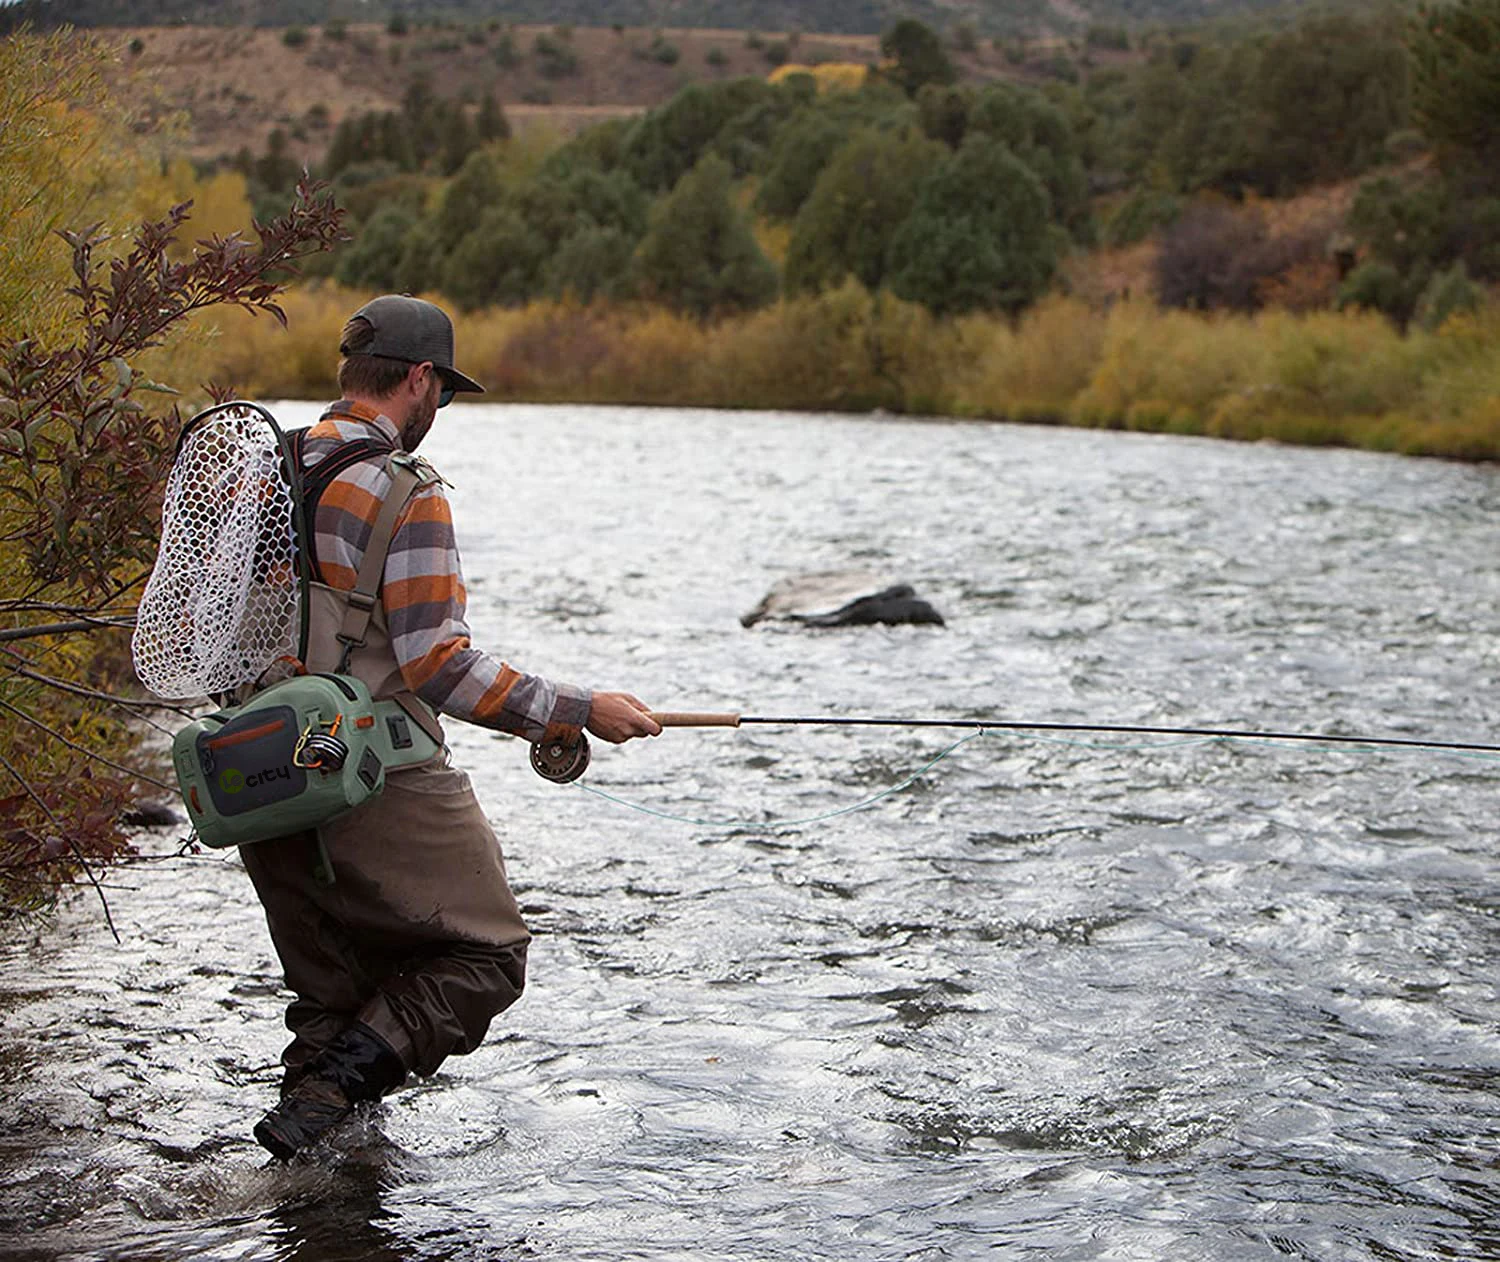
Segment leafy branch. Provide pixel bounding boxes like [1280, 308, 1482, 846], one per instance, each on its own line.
[0, 174, 346, 919]
[1, 174, 346, 601]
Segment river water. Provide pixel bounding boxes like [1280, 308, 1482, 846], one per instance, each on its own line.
[3, 404, 1499, 1261]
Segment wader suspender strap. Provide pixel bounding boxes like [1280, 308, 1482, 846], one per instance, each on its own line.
[334, 456, 426, 674]
[292, 430, 389, 586]
[295, 434, 449, 753]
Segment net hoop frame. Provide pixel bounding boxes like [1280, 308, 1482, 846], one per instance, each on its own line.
[134, 401, 311, 698]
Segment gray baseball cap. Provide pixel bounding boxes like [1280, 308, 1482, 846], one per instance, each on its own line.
[345, 295, 485, 394]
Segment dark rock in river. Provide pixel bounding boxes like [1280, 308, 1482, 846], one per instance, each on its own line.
[122, 800, 182, 827]
[741, 571, 945, 629]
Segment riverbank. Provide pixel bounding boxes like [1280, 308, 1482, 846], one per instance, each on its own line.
[164, 282, 1500, 460]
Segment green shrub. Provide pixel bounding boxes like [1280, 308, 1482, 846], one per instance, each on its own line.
[535, 32, 579, 78]
[1086, 24, 1130, 51]
[1413, 262, 1484, 332]
[544, 227, 638, 302]
[1103, 189, 1182, 247]
[763, 40, 791, 66]
[1041, 54, 1078, 83]
[1259, 308, 1420, 418]
[1071, 302, 1263, 429]
[1337, 260, 1408, 320]
[335, 204, 417, 290]
[444, 207, 550, 310]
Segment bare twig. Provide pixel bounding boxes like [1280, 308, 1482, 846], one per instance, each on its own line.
[0, 696, 176, 793]
[0, 648, 195, 718]
[0, 748, 119, 943]
[0, 617, 136, 643]
[0, 599, 140, 616]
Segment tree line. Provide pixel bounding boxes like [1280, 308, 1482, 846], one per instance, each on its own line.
[0, 0, 1365, 39]
[221, 5, 1498, 329]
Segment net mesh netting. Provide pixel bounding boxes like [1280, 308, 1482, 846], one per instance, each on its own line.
[132, 404, 301, 700]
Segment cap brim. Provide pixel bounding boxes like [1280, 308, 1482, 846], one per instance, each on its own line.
[438, 366, 485, 394]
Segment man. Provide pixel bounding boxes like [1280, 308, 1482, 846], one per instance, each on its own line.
[247, 294, 660, 1159]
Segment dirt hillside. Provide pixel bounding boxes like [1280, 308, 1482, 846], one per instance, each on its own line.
[96, 22, 1034, 165]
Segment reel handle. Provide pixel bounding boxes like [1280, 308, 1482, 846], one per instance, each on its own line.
[649, 712, 742, 728]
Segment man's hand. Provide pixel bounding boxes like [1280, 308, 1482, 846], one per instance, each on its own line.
[586, 692, 662, 744]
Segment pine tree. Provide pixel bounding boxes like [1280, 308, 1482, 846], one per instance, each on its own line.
[633, 154, 777, 317]
[477, 91, 511, 143]
[783, 127, 945, 296]
[886, 135, 1056, 316]
[879, 19, 956, 98]
[1409, 0, 1500, 188]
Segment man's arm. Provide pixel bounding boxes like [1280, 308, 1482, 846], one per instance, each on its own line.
[383, 484, 657, 742]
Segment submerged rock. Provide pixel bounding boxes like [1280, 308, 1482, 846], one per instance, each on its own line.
[121, 800, 182, 827]
[741, 571, 945, 629]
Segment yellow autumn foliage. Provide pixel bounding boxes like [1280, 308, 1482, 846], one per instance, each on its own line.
[768, 62, 872, 93]
[0, 31, 129, 342]
[169, 281, 1500, 462]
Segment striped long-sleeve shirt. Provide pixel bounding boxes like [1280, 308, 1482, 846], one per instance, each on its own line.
[302, 400, 591, 742]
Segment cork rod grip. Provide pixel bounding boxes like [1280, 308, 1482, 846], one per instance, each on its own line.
[649, 712, 743, 728]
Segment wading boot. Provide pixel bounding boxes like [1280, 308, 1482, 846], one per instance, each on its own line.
[254, 1023, 407, 1160]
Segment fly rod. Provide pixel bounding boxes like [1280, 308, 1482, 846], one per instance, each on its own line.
[528, 711, 1500, 781]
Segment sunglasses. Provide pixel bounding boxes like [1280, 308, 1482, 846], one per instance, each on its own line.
[438, 386, 455, 409]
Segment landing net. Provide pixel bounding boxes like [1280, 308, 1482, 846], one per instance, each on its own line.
[132, 404, 301, 700]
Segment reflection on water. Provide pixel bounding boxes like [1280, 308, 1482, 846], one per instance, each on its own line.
[3, 405, 1499, 1260]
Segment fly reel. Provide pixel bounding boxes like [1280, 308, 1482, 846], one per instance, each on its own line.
[530, 734, 591, 783]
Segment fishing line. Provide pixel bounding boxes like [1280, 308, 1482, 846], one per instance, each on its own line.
[563, 712, 1500, 829]
[653, 712, 1500, 755]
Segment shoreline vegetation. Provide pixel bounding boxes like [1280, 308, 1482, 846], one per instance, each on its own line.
[183, 283, 1500, 461]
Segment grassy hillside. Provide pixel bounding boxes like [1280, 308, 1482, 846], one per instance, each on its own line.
[102, 21, 1085, 163]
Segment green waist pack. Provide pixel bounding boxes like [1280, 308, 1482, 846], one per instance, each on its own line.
[172, 672, 441, 849]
